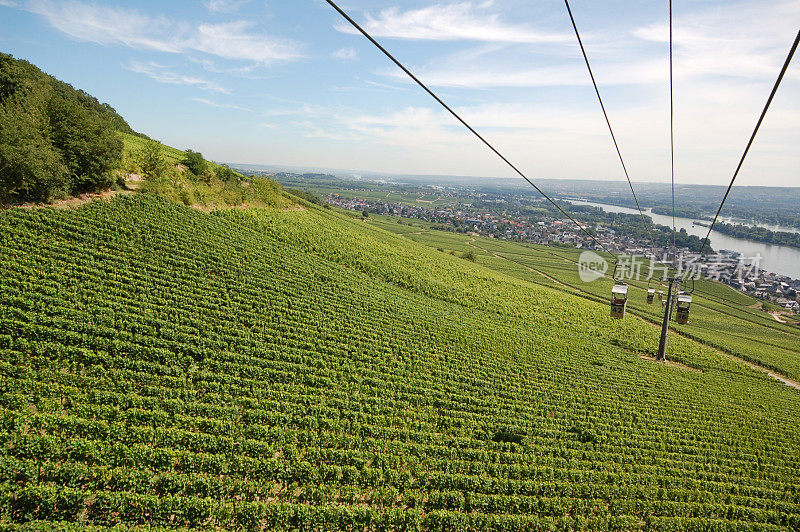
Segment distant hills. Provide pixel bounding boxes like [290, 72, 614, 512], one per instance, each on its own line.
[233, 163, 800, 194]
[240, 163, 800, 229]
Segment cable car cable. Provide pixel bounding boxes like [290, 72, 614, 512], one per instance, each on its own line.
[564, 0, 659, 263]
[696, 29, 800, 258]
[669, 0, 677, 263]
[324, 0, 616, 259]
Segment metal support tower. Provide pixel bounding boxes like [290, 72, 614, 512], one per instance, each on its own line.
[657, 278, 677, 361]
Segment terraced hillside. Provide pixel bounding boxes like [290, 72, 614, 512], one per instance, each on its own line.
[1, 196, 800, 530]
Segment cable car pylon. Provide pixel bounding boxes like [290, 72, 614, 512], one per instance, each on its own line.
[656, 277, 678, 361]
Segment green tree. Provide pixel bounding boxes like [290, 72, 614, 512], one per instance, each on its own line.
[47, 97, 122, 193]
[136, 140, 167, 180]
[216, 164, 238, 183]
[0, 85, 68, 203]
[0, 52, 126, 202]
[182, 149, 207, 177]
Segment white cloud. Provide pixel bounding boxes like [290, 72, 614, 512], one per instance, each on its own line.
[193, 97, 253, 112]
[372, 0, 799, 92]
[335, 2, 570, 43]
[203, 0, 248, 14]
[127, 61, 230, 93]
[26, 0, 303, 65]
[0, 1, 18, 7]
[363, 80, 410, 91]
[262, 104, 325, 118]
[315, 77, 799, 184]
[292, 120, 360, 141]
[186, 21, 301, 64]
[331, 47, 358, 60]
[389, 59, 668, 89]
[634, 0, 800, 81]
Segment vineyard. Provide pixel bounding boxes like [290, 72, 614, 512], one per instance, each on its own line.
[368, 216, 800, 381]
[1, 196, 800, 530]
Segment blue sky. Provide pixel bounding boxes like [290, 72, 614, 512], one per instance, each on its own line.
[0, 0, 798, 186]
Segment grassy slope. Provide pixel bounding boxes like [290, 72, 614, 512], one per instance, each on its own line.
[120, 133, 293, 210]
[121, 133, 225, 171]
[121, 133, 187, 166]
[1, 196, 799, 530]
[368, 215, 800, 381]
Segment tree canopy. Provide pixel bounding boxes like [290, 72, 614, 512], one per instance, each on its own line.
[0, 53, 128, 203]
[181, 149, 207, 177]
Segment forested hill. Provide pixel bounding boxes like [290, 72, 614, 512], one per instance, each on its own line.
[0, 52, 134, 203]
[0, 53, 138, 137]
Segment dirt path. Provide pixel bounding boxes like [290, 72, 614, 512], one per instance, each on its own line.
[769, 311, 787, 323]
[743, 361, 800, 390]
[12, 189, 133, 210]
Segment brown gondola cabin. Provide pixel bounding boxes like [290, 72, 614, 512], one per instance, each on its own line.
[647, 288, 656, 304]
[611, 284, 628, 319]
[676, 294, 692, 324]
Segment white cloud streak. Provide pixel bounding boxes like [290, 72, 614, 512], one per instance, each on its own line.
[193, 98, 253, 112]
[335, 2, 570, 43]
[331, 47, 358, 60]
[292, 120, 360, 141]
[633, 2, 800, 82]
[203, 0, 249, 14]
[26, 0, 303, 65]
[388, 59, 668, 89]
[127, 61, 230, 93]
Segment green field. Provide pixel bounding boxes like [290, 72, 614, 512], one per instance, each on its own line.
[1, 197, 800, 530]
[272, 178, 478, 209]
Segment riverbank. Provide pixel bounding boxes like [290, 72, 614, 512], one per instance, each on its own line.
[567, 199, 800, 280]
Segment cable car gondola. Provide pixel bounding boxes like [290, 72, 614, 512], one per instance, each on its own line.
[647, 287, 656, 304]
[676, 294, 692, 324]
[611, 284, 628, 319]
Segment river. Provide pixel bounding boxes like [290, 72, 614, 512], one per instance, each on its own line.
[568, 200, 800, 279]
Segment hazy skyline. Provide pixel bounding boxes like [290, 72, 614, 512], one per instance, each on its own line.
[1, 0, 797, 186]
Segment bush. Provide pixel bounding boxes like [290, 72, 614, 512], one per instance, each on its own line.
[216, 164, 239, 183]
[286, 188, 322, 205]
[492, 429, 524, 444]
[181, 149, 207, 177]
[135, 140, 167, 180]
